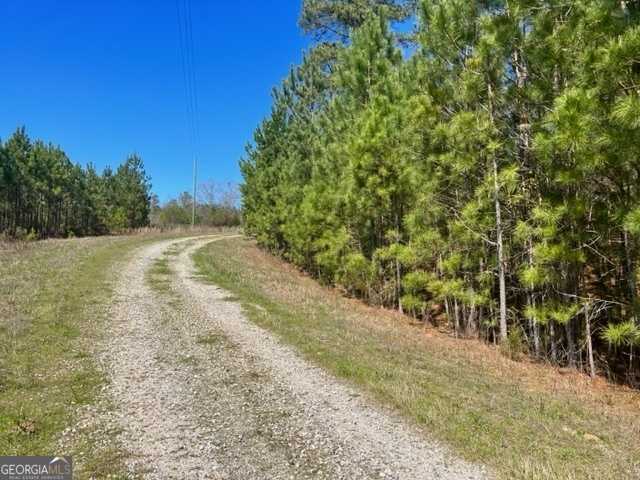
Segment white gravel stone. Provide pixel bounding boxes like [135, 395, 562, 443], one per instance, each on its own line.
[96, 235, 490, 480]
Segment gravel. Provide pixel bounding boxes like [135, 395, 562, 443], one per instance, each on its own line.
[97, 235, 490, 480]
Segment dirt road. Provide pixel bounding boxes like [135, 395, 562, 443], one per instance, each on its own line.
[97, 235, 488, 479]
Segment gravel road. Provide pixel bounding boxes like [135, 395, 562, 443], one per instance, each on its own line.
[101, 235, 489, 479]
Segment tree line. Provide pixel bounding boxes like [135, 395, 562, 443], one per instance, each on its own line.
[0, 127, 151, 238]
[241, 0, 640, 384]
[150, 181, 241, 228]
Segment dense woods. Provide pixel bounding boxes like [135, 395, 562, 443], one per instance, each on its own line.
[0, 127, 151, 238]
[241, 0, 640, 384]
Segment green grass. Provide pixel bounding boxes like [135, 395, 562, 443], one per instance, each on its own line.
[0, 234, 180, 478]
[146, 255, 173, 294]
[196, 332, 227, 346]
[145, 240, 193, 304]
[193, 237, 640, 480]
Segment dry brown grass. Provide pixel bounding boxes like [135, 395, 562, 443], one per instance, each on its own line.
[233, 238, 640, 417]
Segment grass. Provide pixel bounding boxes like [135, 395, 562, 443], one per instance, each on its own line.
[193, 237, 640, 480]
[145, 240, 194, 308]
[196, 332, 227, 346]
[0, 233, 182, 478]
[146, 255, 173, 294]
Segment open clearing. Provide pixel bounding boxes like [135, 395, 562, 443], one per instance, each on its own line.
[2, 234, 639, 479]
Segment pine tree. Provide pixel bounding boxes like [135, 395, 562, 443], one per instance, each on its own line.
[241, 0, 640, 383]
[0, 127, 153, 237]
[300, 0, 415, 41]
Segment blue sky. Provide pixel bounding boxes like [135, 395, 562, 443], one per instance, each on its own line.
[1, 1, 308, 202]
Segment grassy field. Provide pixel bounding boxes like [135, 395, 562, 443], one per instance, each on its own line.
[193, 237, 640, 480]
[0, 233, 182, 478]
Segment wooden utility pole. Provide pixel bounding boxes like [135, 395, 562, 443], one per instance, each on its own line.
[192, 155, 197, 227]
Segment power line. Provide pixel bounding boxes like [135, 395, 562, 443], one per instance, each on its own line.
[185, 0, 200, 144]
[175, 0, 193, 144]
[175, 0, 200, 226]
[184, 0, 200, 228]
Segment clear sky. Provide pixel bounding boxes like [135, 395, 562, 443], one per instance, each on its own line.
[1, 1, 308, 202]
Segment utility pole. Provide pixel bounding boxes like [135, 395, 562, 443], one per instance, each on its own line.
[191, 155, 197, 227]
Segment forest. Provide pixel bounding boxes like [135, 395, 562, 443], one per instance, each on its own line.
[241, 0, 640, 384]
[0, 126, 152, 238]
